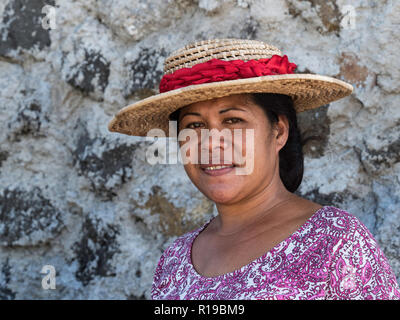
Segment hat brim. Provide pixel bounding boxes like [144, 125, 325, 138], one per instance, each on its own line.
[108, 74, 353, 137]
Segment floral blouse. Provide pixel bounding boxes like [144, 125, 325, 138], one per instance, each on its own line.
[151, 206, 400, 300]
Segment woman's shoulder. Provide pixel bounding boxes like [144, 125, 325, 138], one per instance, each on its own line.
[318, 206, 400, 299]
[312, 205, 373, 241]
[151, 218, 211, 288]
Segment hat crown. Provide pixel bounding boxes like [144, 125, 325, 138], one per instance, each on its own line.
[164, 38, 282, 75]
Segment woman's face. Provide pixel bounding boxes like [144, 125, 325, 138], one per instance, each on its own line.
[177, 93, 288, 204]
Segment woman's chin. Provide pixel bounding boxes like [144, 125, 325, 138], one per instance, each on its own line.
[203, 186, 241, 204]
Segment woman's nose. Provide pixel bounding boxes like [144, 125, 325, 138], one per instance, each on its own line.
[199, 128, 233, 163]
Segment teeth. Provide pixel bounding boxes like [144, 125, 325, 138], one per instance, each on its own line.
[204, 165, 234, 171]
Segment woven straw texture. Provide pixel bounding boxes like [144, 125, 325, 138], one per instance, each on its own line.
[108, 39, 353, 137]
[164, 38, 282, 74]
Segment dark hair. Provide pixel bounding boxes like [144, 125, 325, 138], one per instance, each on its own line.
[249, 93, 304, 193]
[168, 93, 304, 193]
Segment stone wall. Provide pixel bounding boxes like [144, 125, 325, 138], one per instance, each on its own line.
[0, 0, 399, 299]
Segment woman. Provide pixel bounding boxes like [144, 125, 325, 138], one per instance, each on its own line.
[108, 39, 400, 299]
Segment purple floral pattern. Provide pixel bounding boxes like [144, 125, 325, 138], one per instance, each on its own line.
[151, 206, 400, 300]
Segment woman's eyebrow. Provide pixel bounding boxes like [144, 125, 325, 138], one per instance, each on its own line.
[179, 112, 201, 121]
[180, 106, 247, 121]
[219, 107, 247, 114]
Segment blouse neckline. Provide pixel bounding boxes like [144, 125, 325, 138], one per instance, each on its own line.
[186, 205, 329, 282]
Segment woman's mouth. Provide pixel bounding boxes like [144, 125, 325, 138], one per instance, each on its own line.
[200, 164, 236, 176]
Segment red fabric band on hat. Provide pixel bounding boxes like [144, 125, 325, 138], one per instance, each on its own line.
[159, 55, 297, 93]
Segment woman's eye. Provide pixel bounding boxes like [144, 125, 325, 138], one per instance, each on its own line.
[224, 118, 243, 124]
[186, 122, 204, 129]
[184, 118, 243, 129]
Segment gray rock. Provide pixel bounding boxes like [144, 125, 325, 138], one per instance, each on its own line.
[124, 47, 166, 98]
[0, 187, 64, 246]
[72, 123, 140, 200]
[72, 216, 120, 286]
[297, 105, 331, 159]
[0, 150, 9, 169]
[0, 0, 399, 299]
[7, 100, 49, 142]
[63, 49, 110, 96]
[0, 0, 55, 57]
[0, 258, 15, 300]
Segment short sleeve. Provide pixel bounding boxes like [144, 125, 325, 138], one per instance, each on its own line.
[325, 221, 400, 300]
[150, 233, 191, 300]
[151, 245, 172, 300]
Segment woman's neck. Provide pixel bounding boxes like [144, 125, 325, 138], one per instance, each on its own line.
[213, 178, 297, 236]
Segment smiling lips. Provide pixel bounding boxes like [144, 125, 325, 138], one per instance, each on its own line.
[200, 163, 236, 176]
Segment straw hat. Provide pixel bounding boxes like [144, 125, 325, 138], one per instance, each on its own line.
[108, 38, 353, 137]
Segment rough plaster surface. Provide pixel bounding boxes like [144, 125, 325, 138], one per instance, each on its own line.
[0, 0, 399, 299]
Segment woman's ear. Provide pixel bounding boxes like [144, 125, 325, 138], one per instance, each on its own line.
[274, 115, 289, 153]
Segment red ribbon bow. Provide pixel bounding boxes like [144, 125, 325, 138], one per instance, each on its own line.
[159, 55, 297, 93]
